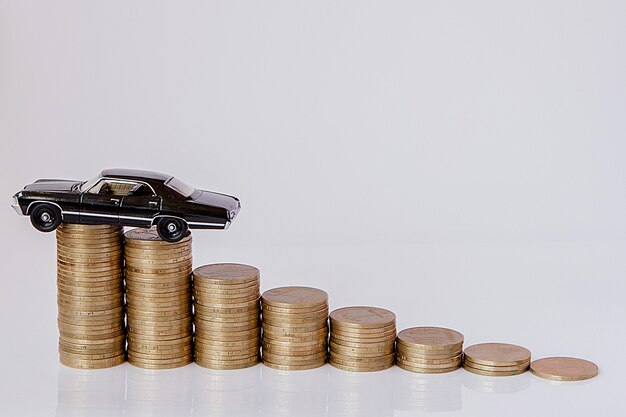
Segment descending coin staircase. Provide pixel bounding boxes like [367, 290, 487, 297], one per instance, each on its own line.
[55, 224, 597, 381]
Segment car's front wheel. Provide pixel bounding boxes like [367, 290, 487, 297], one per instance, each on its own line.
[156, 217, 189, 242]
[30, 203, 62, 232]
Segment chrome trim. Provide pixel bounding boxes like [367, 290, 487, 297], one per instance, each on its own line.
[188, 220, 228, 228]
[26, 201, 64, 216]
[63, 211, 151, 222]
[11, 204, 22, 215]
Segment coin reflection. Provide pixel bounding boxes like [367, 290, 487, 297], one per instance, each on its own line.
[125, 365, 193, 417]
[327, 366, 394, 417]
[393, 367, 462, 412]
[56, 365, 125, 417]
[462, 369, 531, 394]
[260, 364, 329, 417]
[193, 364, 261, 417]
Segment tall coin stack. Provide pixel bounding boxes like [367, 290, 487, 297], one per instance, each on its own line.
[56, 224, 125, 369]
[124, 228, 193, 369]
[396, 327, 463, 373]
[261, 286, 329, 370]
[193, 263, 261, 369]
[329, 306, 396, 372]
[463, 343, 531, 376]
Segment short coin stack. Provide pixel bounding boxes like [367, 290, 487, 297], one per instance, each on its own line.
[261, 286, 329, 370]
[329, 306, 396, 372]
[463, 343, 531, 376]
[124, 228, 193, 369]
[396, 327, 463, 373]
[56, 224, 125, 369]
[193, 263, 261, 369]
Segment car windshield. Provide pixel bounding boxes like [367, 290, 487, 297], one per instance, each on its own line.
[165, 177, 196, 197]
[80, 175, 102, 192]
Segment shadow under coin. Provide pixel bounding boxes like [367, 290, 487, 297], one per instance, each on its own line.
[193, 363, 261, 417]
[327, 365, 394, 417]
[125, 364, 193, 417]
[260, 364, 329, 417]
[56, 364, 126, 417]
[394, 367, 463, 413]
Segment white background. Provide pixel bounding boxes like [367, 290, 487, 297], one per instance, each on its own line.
[1, 1, 625, 416]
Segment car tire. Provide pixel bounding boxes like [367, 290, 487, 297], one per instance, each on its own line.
[156, 217, 189, 242]
[30, 203, 62, 232]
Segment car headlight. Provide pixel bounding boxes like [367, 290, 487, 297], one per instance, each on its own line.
[12, 195, 18, 206]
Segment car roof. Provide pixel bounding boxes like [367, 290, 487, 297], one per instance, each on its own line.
[100, 169, 173, 183]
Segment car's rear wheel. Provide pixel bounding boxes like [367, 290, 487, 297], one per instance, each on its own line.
[156, 217, 189, 242]
[30, 204, 62, 232]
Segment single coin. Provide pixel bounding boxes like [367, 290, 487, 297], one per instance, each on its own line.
[529, 357, 598, 381]
[193, 263, 260, 285]
[330, 306, 395, 329]
[463, 363, 528, 376]
[464, 343, 531, 366]
[261, 287, 328, 309]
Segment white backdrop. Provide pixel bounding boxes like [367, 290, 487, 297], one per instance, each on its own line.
[1, 1, 625, 416]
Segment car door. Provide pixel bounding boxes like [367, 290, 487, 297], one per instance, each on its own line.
[79, 178, 128, 224]
[120, 183, 161, 227]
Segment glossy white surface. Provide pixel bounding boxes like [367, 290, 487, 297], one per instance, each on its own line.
[1, 0, 624, 415]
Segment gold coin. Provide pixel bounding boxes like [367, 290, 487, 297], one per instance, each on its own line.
[262, 344, 326, 357]
[262, 359, 325, 371]
[195, 318, 260, 332]
[194, 298, 259, 311]
[195, 338, 259, 350]
[331, 328, 396, 341]
[193, 263, 260, 285]
[397, 357, 463, 369]
[195, 292, 260, 305]
[396, 345, 463, 359]
[128, 354, 193, 366]
[125, 269, 192, 279]
[397, 362, 461, 374]
[124, 226, 190, 241]
[124, 265, 192, 275]
[193, 311, 259, 322]
[463, 363, 528, 376]
[124, 245, 191, 255]
[262, 326, 328, 339]
[331, 322, 396, 335]
[262, 350, 327, 364]
[193, 284, 260, 296]
[260, 303, 329, 316]
[196, 354, 260, 367]
[260, 337, 326, 349]
[329, 351, 395, 365]
[60, 353, 125, 369]
[396, 349, 463, 361]
[397, 327, 463, 351]
[329, 359, 393, 372]
[261, 286, 328, 309]
[464, 343, 531, 367]
[124, 253, 193, 265]
[195, 344, 259, 357]
[329, 336, 393, 350]
[529, 357, 598, 381]
[330, 341, 394, 357]
[195, 357, 259, 370]
[262, 319, 327, 332]
[261, 310, 328, 323]
[329, 306, 395, 329]
[196, 327, 260, 341]
[128, 347, 193, 360]
[193, 279, 260, 291]
[58, 349, 124, 361]
[462, 359, 529, 372]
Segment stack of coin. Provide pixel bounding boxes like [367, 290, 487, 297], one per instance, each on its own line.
[261, 286, 329, 370]
[56, 223, 125, 369]
[329, 306, 396, 372]
[124, 228, 193, 369]
[396, 327, 463, 373]
[463, 343, 531, 376]
[193, 263, 261, 369]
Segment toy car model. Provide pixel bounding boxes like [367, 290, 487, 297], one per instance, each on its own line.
[11, 169, 241, 242]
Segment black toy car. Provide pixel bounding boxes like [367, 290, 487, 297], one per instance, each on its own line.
[12, 169, 240, 242]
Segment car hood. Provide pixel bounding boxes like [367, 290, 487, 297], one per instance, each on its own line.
[24, 179, 81, 192]
[193, 190, 241, 220]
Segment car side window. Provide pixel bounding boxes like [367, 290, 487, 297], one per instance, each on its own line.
[130, 184, 155, 197]
[88, 180, 139, 197]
